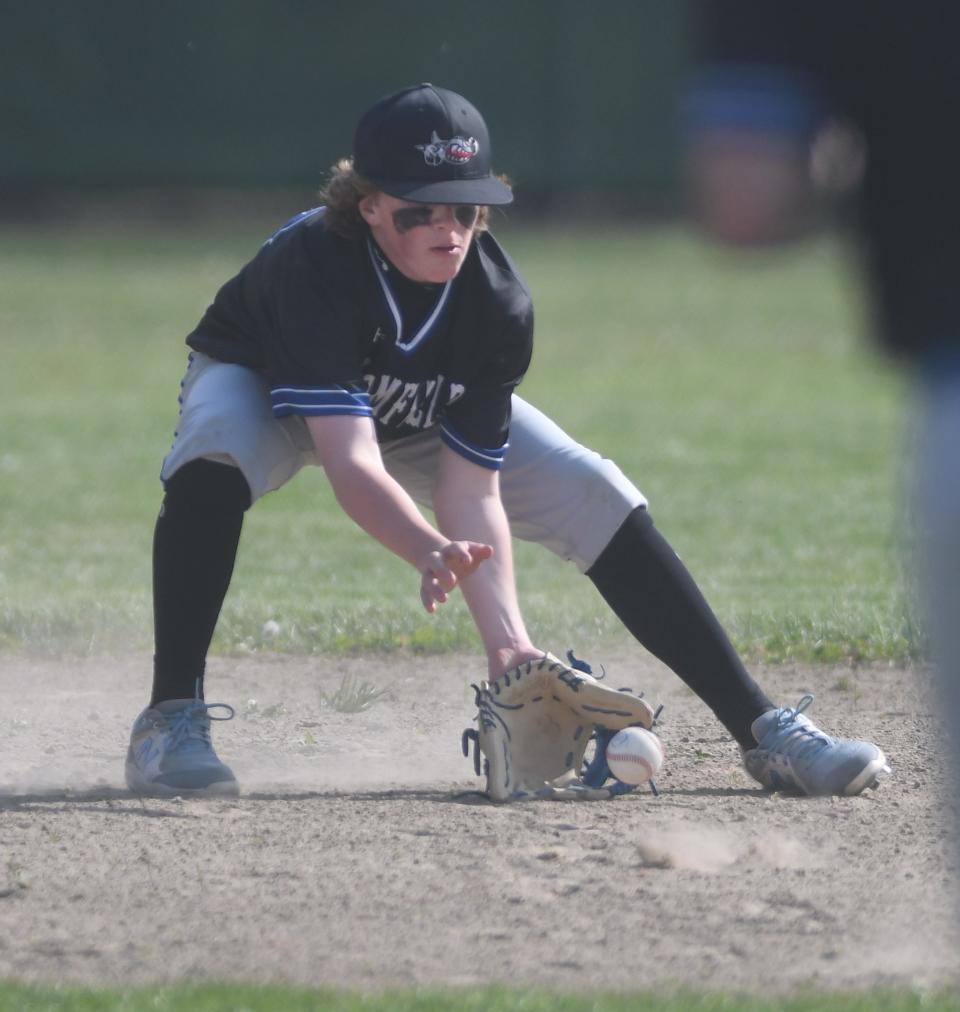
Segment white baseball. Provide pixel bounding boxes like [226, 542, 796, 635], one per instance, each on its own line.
[605, 727, 665, 785]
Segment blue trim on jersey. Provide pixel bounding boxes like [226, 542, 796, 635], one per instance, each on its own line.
[366, 239, 453, 354]
[271, 385, 373, 418]
[685, 65, 823, 139]
[265, 207, 325, 245]
[440, 421, 508, 471]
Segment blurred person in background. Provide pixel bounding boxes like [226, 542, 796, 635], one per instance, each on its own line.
[686, 0, 960, 895]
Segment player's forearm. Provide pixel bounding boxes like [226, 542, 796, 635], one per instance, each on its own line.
[325, 455, 447, 569]
[308, 417, 493, 612]
[434, 486, 538, 677]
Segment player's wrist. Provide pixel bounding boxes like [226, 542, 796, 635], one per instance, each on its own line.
[488, 646, 544, 681]
[415, 536, 456, 573]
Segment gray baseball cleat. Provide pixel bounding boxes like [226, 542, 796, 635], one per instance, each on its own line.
[125, 694, 239, 796]
[743, 694, 889, 796]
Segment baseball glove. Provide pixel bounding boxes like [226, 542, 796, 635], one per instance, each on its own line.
[461, 651, 659, 802]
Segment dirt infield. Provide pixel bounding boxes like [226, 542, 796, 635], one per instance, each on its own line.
[1, 649, 957, 995]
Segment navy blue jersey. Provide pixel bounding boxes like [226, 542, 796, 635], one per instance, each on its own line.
[186, 208, 533, 469]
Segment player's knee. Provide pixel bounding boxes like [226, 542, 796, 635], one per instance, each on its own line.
[162, 459, 252, 515]
[568, 449, 641, 500]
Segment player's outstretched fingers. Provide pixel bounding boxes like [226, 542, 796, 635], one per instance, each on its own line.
[420, 569, 449, 613]
[442, 540, 493, 581]
[419, 541, 493, 612]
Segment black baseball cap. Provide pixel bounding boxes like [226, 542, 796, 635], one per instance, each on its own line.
[353, 83, 513, 206]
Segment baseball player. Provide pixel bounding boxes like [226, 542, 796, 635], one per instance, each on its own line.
[125, 83, 887, 799]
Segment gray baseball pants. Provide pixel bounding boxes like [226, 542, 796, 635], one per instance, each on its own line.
[162, 353, 646, 572]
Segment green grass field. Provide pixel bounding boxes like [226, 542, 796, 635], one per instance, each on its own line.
[0, 983, 957, 1012]
[0, 217, 912, 663]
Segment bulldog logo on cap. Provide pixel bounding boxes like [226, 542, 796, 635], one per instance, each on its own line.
[416, 131, 480, 168]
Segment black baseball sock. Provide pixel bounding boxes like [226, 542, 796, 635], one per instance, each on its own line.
[150, 459, 252, 707]
[587, 506, 773, 750]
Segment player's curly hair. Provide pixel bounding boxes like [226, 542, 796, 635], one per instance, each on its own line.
[318, 158, 502, 239]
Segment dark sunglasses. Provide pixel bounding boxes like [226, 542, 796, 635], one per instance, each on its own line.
[391, 204, 480, 233]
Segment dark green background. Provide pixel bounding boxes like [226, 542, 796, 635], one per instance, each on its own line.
[3, 1, 690, 204]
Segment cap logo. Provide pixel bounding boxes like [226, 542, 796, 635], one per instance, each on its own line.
[416, 130, 480, 168]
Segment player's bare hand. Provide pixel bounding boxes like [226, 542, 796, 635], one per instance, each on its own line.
[420, 541, 493, 613]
